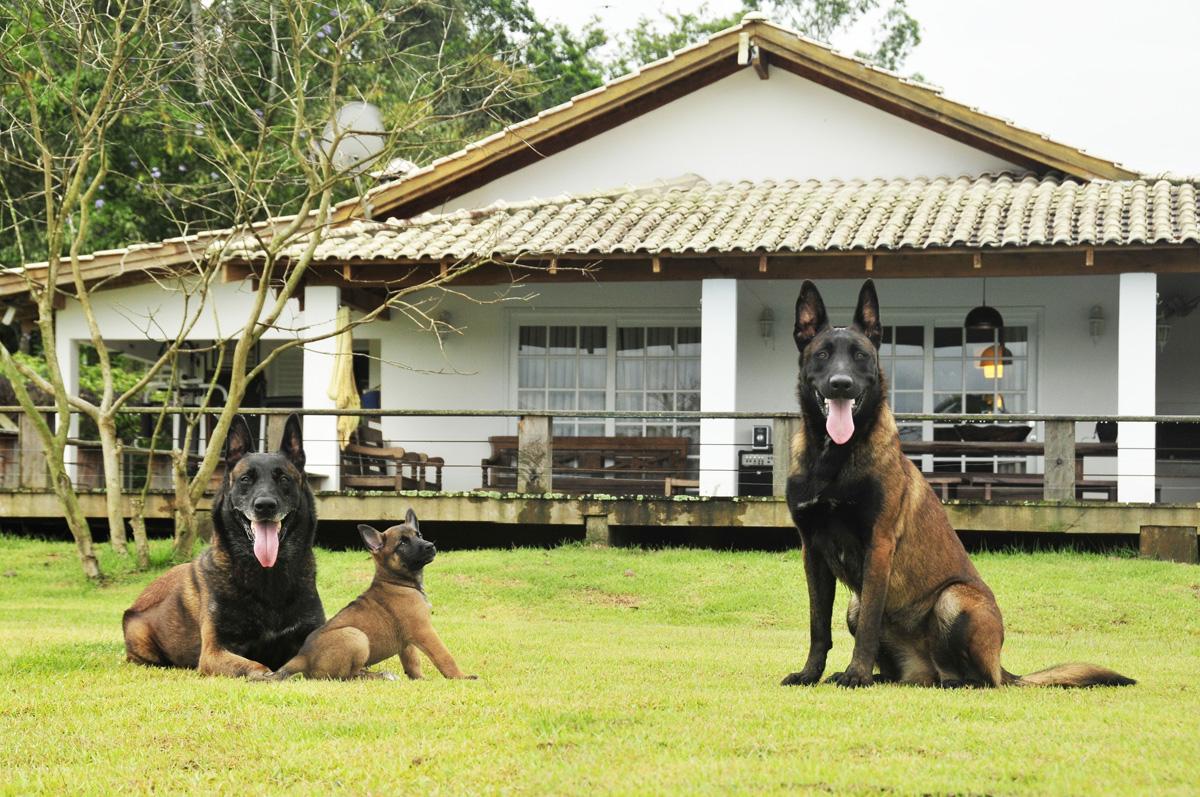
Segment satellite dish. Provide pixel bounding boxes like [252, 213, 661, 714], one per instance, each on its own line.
[317, 101, 385, 176]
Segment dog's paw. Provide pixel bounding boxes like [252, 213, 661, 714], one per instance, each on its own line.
[465, 674, 479, 680]
[780, 670, 822, 686]
[826, 667, 874, 689]
[246, 668, 275, 683]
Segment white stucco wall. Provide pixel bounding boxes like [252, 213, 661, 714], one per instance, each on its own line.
[445, 68, 1020, 213]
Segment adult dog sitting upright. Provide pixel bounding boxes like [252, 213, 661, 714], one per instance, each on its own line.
[123, 414, 325, 678]
[781, 280, 1133, 689]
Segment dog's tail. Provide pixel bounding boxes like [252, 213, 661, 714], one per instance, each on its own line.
[1002, 664, 1135, 688]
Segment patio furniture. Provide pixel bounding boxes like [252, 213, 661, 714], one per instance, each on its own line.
[341, 424, 443, 491]
[481, 435, 692, 495]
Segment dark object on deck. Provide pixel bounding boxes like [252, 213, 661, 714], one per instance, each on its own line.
[1139, 525, 1198, 564]
[1095, 421, 1117, 443]
[482, 435, 691, 495]
[341, 423, 443, 491]
[954, 423, 1033, 442]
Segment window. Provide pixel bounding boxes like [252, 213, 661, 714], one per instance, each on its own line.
[878, 320, 1035, 472]
[515, 319, 701, 472]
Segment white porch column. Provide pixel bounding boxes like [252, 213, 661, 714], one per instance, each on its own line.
[54, 333, 80, 484]
[699, 279, 738, 496]
[1117, 272, 1156, 503]
[301, 286, 341, 489]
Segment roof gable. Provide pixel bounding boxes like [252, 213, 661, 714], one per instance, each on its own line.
[348, 15, 1139, 222]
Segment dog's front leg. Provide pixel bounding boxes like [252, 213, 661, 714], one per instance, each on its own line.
[198, 615, 271, 680]
[829, 531, 896, 689]
[411, 627, 476, 680]
[781, 539, 835, 686]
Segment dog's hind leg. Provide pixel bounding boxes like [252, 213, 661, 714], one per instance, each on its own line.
[303, 627, 371, 680]
[932, 584, 1004, 688]
[122, 611, 167, 667]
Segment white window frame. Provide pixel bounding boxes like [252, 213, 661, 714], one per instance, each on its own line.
[507, 309, 702, 436]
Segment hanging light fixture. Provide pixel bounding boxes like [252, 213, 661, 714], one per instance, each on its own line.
[964, 277, 1005, 339]
[977, 343, 1013, 379]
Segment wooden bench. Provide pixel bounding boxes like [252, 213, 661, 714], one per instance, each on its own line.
[341, 425, 443, 491]
[481, 435, 691, 495]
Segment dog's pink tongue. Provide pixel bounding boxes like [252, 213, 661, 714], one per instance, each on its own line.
[252, 520, 280, 568]
[826, 399, 855, 445]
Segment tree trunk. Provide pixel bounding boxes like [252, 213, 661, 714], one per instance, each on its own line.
[96, 418, 129, 555]
[129, 496, 151, 570]
[171, 449, 200, 561]
[53, 466, 102, 580]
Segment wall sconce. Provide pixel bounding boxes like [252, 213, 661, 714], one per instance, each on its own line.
[1088, 305, 1105, 342]
[1157, 320, 1171, 353]
[758, 306, 775, 343]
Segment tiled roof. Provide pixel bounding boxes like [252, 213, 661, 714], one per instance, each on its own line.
[241, 174, 1200, 264]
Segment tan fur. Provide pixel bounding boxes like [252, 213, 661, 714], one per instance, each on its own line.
[272, 524, 474, 682]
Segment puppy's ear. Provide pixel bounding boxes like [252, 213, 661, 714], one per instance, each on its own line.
[279, 413, 306, 471]
[224, 415, 255, 469]
[794, 281, 829, 352]
[405, 508, 420, 533]
[853, 279, 882, 349]
[358, 524, 384, 552]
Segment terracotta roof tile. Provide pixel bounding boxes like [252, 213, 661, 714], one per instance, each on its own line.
[237, 174, 1200, 264]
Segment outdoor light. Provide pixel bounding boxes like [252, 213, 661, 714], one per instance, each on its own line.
[977, 344, 1013, 379]
[758, 306, 775, 342]
[964, 278, 1004, 342]
[1157, 320, 1171, 352]
[1088, 305, 1105, 341]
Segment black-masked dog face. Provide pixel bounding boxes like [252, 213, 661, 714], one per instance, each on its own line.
[358, 509, 435, 583]
[793, 280, 884, 446]
[222, 414, 309, 568]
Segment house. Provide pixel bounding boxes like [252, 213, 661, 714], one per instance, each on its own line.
[4, 14, 1200, 531]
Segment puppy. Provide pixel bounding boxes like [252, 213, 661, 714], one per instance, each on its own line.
[270, 509, 474, 681]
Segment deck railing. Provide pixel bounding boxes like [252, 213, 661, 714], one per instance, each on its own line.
[0, 406, 1188, 503]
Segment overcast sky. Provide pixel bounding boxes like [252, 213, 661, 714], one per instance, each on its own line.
[529, 0, 1200, 176]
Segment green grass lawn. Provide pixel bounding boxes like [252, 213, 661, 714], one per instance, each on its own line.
[0, 536, 1197, 796]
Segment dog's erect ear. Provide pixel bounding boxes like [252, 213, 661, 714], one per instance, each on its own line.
[794, 281, 829, 352]
[405, 508, 420, 533]
[358, 524, 384, 552]
[852, 279, 882, 349]
[279, 413, 306, 471]
[224, 415, 255, 469]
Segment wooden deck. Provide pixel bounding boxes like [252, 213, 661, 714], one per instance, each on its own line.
[1, 488, 1194, 541]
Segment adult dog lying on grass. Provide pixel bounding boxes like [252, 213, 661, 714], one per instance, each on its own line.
[122, 415, 325, 679]
[271, 510, 476, 682]
[782, 280, 1134, 689]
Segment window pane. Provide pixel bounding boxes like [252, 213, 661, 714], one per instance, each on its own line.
[647, 392, 673, 412]
[579, 357, 606, 389]
[548, 326, 576, 354]
[894, 326, 923, 356]
[618, 327, 644, 355]
[647, 424, 673, 437]
[677, 327, 701, 356]
[997, 360, 1026, 390]
[964, 393, 1003, 413]
[646, 327, 674, 356]
[553, 420, 575, 436]
[894, 358, 923, 390]
[578, 391, 605, 410]
[965, 326, 998, 346]
[646, 360, 673, 390]
[677, 359, 700, 391]
[880, 326, 893, 356]
[579, 326, 607, 355]
[616, 392, 643, 411]
[933, 360, 962, 391]
[519, 326, 546, 354]
[615, 423, 642, 437]
[616, 359, 643, 390]
[518, 358, 545, 388]
[577, 423, 605, 436]
[518, 390, 544, 410]
[998, 392, 1027, 413]
[892, 392, 923, 413]
[676, 392, 700, 412]
[548, 391, 576, 411]
[547, 357, 576, 389]
[933, 393, 962, 413]
[934, 327, 962, 355]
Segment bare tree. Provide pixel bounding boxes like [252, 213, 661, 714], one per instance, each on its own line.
[0, 0, 532, 578]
